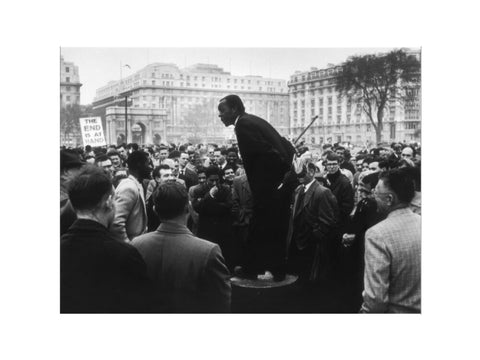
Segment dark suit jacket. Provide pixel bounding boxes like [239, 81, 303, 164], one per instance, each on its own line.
[192, 183, 233, 245]
[131, 222, 231, 313]
[178, 167, 198, 190]
[326, 170, 354, 230]
[61, 219, 155, 313]
[231, 174, 253, 227]
[234, 113, 295, 205]
[287, 180, 339, 252]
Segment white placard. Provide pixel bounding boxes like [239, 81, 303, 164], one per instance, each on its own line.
[79, 117, 106, 146]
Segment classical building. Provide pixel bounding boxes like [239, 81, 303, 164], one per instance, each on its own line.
[92, 63, 289, 145]
[60, 55, 83, 147]
[287, 51, 421, 147]
[60, 56, 82, 107]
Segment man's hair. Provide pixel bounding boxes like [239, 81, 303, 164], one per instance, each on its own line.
[85, 145, 92, 152]
[206, 165, 222, 178]
[95, 154, 110, 164]
[153, 164, 171, 178]
[127, 150, 149, 171]
[306, 161, 317, 172]
[152, 182, 188, 220]
[159, 146, 168, 152]
[108, 151, 120, 158]
[226, 147, 238, 155]
[116, 144, 125, 150]
[326, 153, 340, 163]
[68, 165, 112, 211]
[361, 172, 380, 190]
[168, 150, 181, 159]
[379, 167, 416, 204]
[219, 94, 246, 114]
[196, 166, 206, 175]
[223, 165, 235, 174]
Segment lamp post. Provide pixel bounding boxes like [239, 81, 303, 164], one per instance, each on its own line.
[124, 95, 128, 144]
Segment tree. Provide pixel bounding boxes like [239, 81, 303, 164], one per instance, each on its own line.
[336, 49, 421, 145]
[183, 98, 217, 142]
[60, 103, 82, 145]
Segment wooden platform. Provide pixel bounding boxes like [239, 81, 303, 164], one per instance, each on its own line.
[231, 272, 298, 289]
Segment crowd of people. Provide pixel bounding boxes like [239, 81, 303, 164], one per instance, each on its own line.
[60, 95, 421, 313]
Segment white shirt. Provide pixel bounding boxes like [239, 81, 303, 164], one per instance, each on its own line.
[234, 115, 241, 127]
[303, 179, 316, 193]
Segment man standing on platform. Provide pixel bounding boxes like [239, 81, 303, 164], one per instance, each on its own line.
[218, 95, 295, 280]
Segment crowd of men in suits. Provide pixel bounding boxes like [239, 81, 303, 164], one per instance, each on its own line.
[60, 95, 421, 313]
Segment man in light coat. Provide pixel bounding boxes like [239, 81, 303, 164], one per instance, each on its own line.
[111, 151, 152, 242]
[132, 182, 231, 313]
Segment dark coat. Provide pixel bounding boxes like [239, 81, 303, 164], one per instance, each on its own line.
[60, 219, 156, 313]
[234, 113, 295, 205]
[326, 170, 355, 230]
[233, 113, 295, 272]
[192, 183, 233, 246]
[178, 167, 198, 190]
[231, 174, 253, 227]
[287, 181, 339, 251]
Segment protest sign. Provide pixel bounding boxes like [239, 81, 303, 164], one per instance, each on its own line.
[79, 117, 106, 146]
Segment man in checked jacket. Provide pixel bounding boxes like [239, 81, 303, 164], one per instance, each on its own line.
[361, 167, 421, 313]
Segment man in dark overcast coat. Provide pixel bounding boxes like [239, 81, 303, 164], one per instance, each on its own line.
[218, 94, 296, 280]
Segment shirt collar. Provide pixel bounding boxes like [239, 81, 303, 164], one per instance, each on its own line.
[303, 179, 316, 192]
[157, 221, 193, 235]
[234, 115, 241, 127]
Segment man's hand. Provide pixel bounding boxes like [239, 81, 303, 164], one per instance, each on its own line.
[209, 186, 218, 198]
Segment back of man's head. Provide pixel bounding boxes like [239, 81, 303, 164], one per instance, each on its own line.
[219, 94, 246, 114]
[168, 150, 181, 159]
[127, 150, 149, 171]
[153, 182, 188, 220]
[206, 165, 222, 178]
[379, 167, 416, 204]
[68, 165, 112, 211]
[95, 154, 110, 164]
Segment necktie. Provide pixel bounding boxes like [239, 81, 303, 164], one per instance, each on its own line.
[295, 185, 306, 216]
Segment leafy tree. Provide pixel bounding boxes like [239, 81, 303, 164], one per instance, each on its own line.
[336, 49, 421, 144]
[60, 103, 82, 145]
[182, 98, 218, 142]
[60, 104, 94, 146]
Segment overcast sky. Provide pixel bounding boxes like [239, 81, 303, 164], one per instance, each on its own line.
[60, 47, 403, 105]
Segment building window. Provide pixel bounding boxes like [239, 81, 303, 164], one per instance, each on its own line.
[327, 97, 332, 105]
[66, 77, 70, 83]
[65, 67, 70, 73]
[152, 80, 155, 85]
[66, 86, 70, 91]
[66, 95, 70, 101]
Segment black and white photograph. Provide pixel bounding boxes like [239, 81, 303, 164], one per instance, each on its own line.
[59, 47, 421, 314]
[3, 1, 480, 359]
